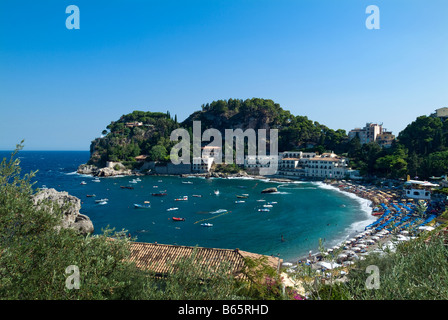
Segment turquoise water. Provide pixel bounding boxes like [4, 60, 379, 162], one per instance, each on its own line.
[3, 151, 375, 262]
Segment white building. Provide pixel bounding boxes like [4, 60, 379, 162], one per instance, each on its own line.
[192, 156, 215, 173]
[303, 153, 349, 179]
[404, 180, 439, 200]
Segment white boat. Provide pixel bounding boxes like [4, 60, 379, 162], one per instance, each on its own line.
[129, 179, 138, 183]
[135, 178, 142, 182]
[201, 223, 213, 227]
[98, 201, 108, 205]
[268, 201, 277, 204]
[95, 198, 109, 203]
[258, 208, 270, 212]
[93, 178, 100, 182]
[235, 200, 245, 204]
[80, 181, 87, 185]
[175, 196, 188, 201]
[214, 190, 219, 195]
[256, 199, 265, 202]
[167, 207, 179, 211]
[263, 204, 273, 208]
[182, 181, 193, 184]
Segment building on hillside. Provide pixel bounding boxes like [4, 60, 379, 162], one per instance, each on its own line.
[430, 107, 448, 121]
[376, 131, 395, 148]
[348, 123, 383, 144]
[125, 121, 144, 128]
[348, 122, 395, 147]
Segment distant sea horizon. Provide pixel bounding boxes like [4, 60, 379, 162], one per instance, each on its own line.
[1, 150, 375, 263]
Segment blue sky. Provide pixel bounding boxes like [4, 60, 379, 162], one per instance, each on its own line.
[1, 0, 447, 150]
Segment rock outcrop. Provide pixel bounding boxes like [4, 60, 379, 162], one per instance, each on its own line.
[261, 187, 278, 193]
[77, 163, 134, 177]
[32, 188, 94, 235]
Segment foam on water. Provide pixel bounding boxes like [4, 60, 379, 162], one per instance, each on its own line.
[314, 181, 376, 247]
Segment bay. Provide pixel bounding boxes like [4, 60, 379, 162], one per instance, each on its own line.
[1, 150, 375, 263]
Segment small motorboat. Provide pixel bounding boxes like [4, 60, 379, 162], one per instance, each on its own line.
[86, 194, 96, 197]
[175, 196, 188, 201]
[167, 207, 179, 211]
[214, 190, 219, 195]
[267, 201, 277, 205]
[263, 204, 273, 208]
[182, 181, 193, 184]
[236, 195, 248, 199]
[256, 199, 266, 202]
[152, 191, 167, 196]
[129, 179, 138, 184]
[192, 195, 202, 198]
[93, 178, 100, 183]
[258, 208, 270, 212]
[80, 181, 87, 185]
[235, 200, 245, 204]
[97, 201, 108, 205]
[134, 203, 151, 209]
[172, 217, 185, 221]
[95, 198, 109, 203]
[201, 223, 213, 227]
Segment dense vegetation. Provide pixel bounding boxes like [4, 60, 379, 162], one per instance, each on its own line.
[87, 99, 448, 180]
[88, 111, 179, 167]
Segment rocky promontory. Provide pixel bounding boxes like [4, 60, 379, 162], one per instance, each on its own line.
[32, 188, 94, 235]
[77, 163, 136, 177]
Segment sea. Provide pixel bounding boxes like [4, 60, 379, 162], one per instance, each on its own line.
[1, 150, 376, 263]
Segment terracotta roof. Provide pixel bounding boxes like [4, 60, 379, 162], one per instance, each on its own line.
[129, 242, 282, 280]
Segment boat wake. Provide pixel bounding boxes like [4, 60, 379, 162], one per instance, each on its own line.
[210, 209, 228, 214]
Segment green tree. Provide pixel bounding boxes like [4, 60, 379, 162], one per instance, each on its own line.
[149, 145, 168, 161]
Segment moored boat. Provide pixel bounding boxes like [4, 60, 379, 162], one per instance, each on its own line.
[152, 190, 167, 196]
[167, 207, 179, 211]
[258, 208, 270, 212]
[175, 196, 188, 201]
[172, 217, 185, 221]
[201, 223, 213, 227]
[134, 203, 151, 209]
[214, 190, 219, 195]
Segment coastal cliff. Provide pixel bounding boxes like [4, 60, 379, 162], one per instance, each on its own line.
[32, 188, 94, 235]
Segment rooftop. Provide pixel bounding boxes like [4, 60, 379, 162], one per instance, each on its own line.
[129, 242, 282, 280]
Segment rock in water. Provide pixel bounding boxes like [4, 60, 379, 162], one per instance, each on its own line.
[32, 188, 94, 235]
[261, 187, 277, 193]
